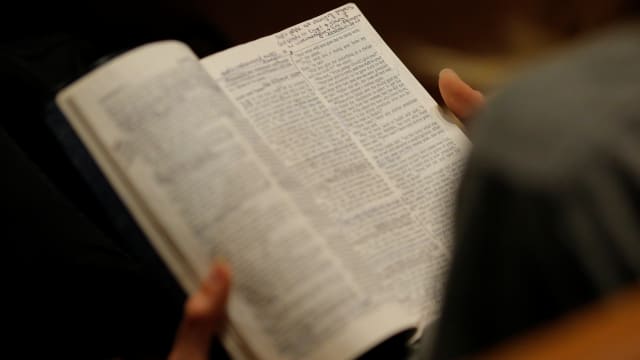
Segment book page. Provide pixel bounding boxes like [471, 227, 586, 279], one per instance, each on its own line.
[56, 41, 416, 360]
[201, 3, 470, 328]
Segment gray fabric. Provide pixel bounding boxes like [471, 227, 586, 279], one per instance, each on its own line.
[420, 23, 640, 360]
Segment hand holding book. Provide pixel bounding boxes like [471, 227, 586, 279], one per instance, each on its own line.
[170, 262, 232, 360]
[438, 68, 485, 121]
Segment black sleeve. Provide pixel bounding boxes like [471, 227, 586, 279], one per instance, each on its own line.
[2, 125, 185, 358]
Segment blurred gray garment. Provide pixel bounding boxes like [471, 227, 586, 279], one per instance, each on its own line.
[417, 23, 640, 360]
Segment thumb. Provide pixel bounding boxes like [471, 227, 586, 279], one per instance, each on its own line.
[169, 262, 232, 360]
[438, 68, 485, 121]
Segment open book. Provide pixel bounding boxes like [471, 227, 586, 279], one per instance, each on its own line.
[56, 3, 469, 360]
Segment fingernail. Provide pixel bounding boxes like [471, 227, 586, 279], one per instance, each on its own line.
[208, 258, 228, 283]
[439, 68, 458, 78]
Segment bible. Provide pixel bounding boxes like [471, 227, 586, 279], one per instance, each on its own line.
[55, 3, 469, 359]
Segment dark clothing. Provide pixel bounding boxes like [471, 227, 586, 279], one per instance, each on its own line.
[423, 23, 640, 359]
[3, 124, 184, 357]
[3, 8, 230, 358]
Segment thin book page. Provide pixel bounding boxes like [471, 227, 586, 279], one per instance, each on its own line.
[56, 42, 254, 359]
[56, 41, 417, 360]
[56, 42, 207, 293]
[202, 3, 470, 330]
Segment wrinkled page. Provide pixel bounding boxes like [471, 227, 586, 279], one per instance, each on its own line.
[57, 41, 415, 360]
[202, 3, 470, 328]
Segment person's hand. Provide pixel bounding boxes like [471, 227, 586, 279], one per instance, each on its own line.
[438, 68, 485, 122]
[169, 262, 232, 360]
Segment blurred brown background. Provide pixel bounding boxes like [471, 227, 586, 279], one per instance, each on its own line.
[189, 0, 636, 98]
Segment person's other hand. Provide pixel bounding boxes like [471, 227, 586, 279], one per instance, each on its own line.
[169, 262, 232, 360]
[438, 68, 485, 122]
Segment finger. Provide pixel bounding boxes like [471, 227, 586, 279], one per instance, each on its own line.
[439, 68, 485, 121]
[169, 262, 232, 360]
